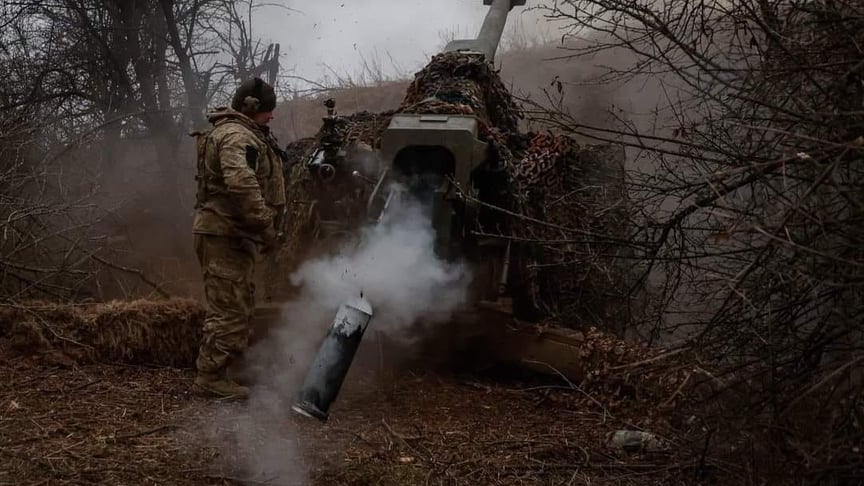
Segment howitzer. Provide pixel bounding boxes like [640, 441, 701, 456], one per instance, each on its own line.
[291, 0, 528, 421]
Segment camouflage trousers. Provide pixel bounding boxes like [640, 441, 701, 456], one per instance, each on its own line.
[194, 234, 258, 376]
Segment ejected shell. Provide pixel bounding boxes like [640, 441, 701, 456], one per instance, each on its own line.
[292, 297, 374, 422]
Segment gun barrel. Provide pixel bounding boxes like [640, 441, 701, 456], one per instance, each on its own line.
[476, 0, 514, 62]
[445, 0, 526, 63]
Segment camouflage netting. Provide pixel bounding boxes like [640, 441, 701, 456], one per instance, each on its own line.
[400, 52, 522, 136]
[280, 52, 633, 329]
[510, 324, 688, 403]
[509, 136, 632, 328]
[263, 139, 317, 300]
[0, 299, 203, 367]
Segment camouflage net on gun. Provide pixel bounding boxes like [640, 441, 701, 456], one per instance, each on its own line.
[509, 135, 632, 328]
[279, 52, 632, 329]
[262, 150, 316, 301]
[399, 52, 522, 136]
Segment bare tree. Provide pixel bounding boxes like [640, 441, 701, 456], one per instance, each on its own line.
[198, 0, 283, 89]
[0, 0, 288, 301]
[531, 0, 864, 480]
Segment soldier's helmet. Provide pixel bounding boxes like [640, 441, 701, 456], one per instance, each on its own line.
[231, 77, 277, 114]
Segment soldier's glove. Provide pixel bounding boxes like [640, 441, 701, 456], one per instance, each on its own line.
[261, 225, 279, 255]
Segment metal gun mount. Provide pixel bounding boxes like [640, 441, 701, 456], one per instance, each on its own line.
[375, 114, 490, 258]
[384, 0, 526, 185]
[381, 114, 487, 190]
[444, 0, 527, 63]
[372, 0, 526, 253]
[291, 0, 532, 423]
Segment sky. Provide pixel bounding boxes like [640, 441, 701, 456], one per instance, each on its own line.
[253, 0, 530, 86]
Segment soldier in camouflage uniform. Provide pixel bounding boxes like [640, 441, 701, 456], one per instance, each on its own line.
[192, 78, 286, 399]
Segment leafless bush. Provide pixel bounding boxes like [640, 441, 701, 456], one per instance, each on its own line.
[0, 120, 99, 301]
[0, 0, 285, 301]
[530, 0, 864, 481]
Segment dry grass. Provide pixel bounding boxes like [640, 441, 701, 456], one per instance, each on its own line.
[0, 358, 211, 485]
[0, 299, 203, 368]
[0, 341, 719, 486]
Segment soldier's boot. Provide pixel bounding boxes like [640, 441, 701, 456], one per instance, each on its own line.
[225, 354, 263, 387]
[226, 365, 253, 387]
[193, 372, 250, 400]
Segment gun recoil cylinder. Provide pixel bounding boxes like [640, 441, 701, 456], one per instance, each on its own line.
[292, 297, 374, 422]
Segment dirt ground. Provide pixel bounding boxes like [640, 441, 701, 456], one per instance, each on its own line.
[0, 329, 721, 486]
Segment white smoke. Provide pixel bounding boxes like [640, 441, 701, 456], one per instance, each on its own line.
[201, 187, 472, 485]
[290, 190, 472, 336]
[203, 398, 307, 486]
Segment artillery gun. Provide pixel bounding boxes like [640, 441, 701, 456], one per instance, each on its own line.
[271, 0, 629, 421]
[280, 0, 530, 315]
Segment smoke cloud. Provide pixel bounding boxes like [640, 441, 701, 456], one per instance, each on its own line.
[202, 187, 472, 485]
[290, 189, 472, 336]
[203, 398, 307, 485]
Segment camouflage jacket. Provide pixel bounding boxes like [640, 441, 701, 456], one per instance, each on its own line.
[192, 108, 286, 243]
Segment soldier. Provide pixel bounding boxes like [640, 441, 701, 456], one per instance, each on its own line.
[192, 77, 286, 399]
